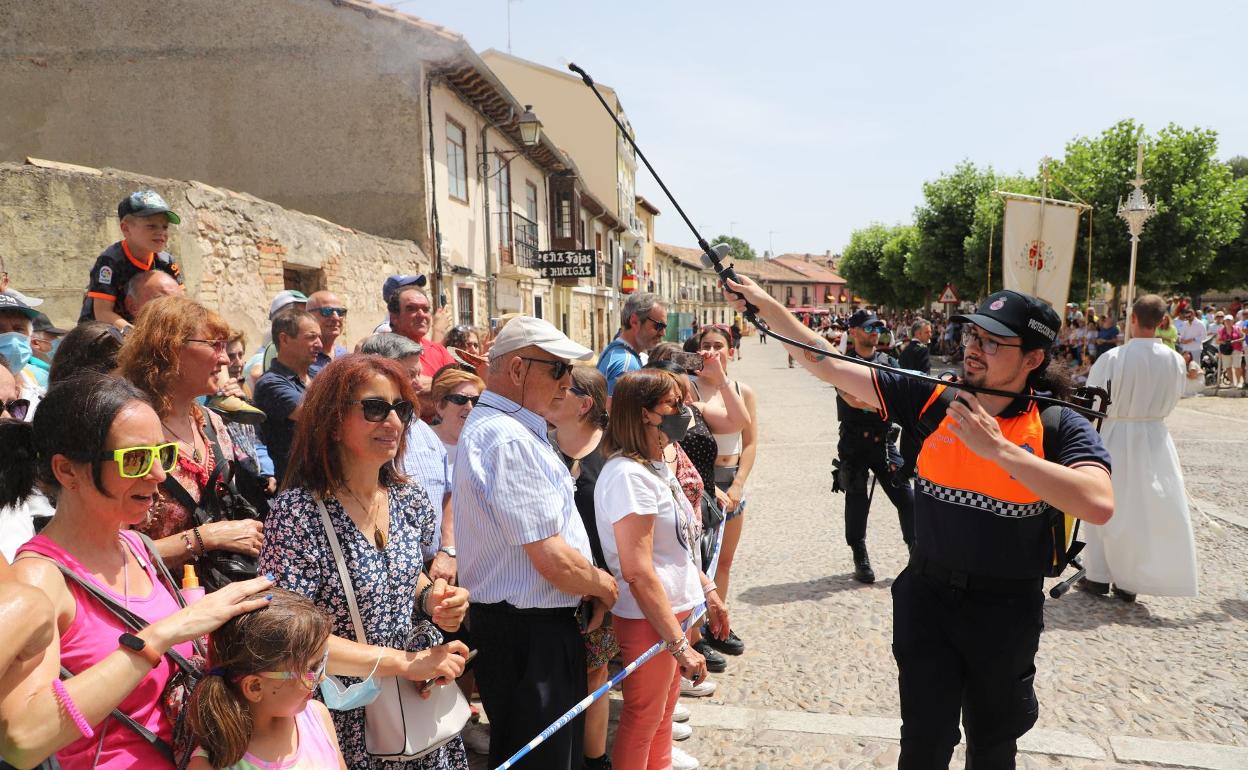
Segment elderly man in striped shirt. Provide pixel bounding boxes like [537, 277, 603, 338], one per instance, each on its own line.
[454, 316, 619, 769]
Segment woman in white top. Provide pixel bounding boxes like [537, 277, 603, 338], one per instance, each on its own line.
[595, 369, 729, 770]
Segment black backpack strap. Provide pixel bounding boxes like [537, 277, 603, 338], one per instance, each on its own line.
[915, 385, 956, 442]
[1040, 404, 1084, 567]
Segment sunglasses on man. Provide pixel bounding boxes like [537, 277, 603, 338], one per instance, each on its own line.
[518, 357, 574, 380]
[99, 442, 180, 479]
[315, 307, 348, 318]
[349, 398, 415, 424]
[645, 317, 669, 333]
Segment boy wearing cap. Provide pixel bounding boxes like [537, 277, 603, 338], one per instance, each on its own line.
[724, 277, 1113, 767]
[80, 190, 185, 326]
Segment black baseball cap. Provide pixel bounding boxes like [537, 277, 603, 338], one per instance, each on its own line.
[848, 309, 882, 329]
[118, 190, 181, 224]
[952, 290, 1060, 350]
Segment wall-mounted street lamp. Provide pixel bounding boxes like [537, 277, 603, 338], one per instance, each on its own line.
[480, 105, 543, 179]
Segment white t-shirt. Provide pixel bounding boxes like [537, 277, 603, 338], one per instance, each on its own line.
[594, 455, 703, 620]
[1175, 318, 1206, 354]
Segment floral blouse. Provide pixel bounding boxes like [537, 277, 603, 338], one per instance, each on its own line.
[257, 482, 467, 770]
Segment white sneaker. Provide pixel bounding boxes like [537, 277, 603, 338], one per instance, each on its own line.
[459, 720, 490, 754]
[671, 720, 692, 741]
[679, 676, 717, 697]
[671, 746, 700, 769]
[672, 702, 691, 722]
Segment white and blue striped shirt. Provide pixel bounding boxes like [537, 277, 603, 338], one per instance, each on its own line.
[403, 418, 450, 563]
[452, 390, 592, 608]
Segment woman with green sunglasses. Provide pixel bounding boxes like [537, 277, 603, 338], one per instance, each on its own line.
[0, 374, 275, 770]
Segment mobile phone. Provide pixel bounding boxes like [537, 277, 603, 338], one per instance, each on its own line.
[440, 294, 448, 308]
[489, 317, 500, 332]
[419, 649, 478, 693]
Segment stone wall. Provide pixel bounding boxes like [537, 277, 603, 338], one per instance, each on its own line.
[0, 0, 463, 247]
[0, 160, 429, 347]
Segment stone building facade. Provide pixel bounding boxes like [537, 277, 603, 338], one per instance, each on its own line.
[1, 160, 429, 347]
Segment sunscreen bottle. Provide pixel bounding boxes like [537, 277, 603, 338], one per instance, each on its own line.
[181, 564, 206, 605]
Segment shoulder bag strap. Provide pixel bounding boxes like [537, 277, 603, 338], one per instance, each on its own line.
[916, 386, 956, 441]
[57, 665, 177, 765]
[198, 406, 230, 474]
[314, 497, 369, 645]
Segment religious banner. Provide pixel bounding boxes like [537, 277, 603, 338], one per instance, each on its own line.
[1001, 196, 1082, 311]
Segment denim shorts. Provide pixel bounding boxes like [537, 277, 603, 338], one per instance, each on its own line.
[714, 465, 746, 520]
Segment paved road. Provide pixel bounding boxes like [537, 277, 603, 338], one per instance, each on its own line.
[470, 337, 1248, 769]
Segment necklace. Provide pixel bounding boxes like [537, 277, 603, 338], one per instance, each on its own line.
[341, 485, 387, 550]
[161, 416, 203, 464]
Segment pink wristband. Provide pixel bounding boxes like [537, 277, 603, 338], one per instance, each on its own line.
[51, 679, 94, 739]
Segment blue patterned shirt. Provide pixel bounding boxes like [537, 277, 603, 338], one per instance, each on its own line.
[452, 390, 592, 608]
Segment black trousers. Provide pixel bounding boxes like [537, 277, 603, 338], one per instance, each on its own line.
[470, 604, 587, 770]
[838, 432, 915, 547]
[891, 566, 1044, 769]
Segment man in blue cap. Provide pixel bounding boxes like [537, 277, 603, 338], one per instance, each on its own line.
[80, 190, 185, 326]
[832, 309, 915, 582]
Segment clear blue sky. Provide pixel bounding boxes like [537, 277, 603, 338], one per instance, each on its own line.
[405, 0, 1245, 258]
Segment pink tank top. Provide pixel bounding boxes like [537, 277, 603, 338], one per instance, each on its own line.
[17, 530, 194, 770]
[194, 703, 341, 770]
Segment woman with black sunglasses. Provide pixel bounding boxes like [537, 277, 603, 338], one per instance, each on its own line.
[259, 354, 472, 770]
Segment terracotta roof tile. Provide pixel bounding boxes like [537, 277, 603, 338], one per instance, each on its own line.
[772, 255, 845, 283]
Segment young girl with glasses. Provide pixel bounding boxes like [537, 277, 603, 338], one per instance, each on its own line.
[186, 588, 345, 770]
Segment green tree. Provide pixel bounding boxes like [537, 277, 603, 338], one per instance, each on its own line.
[838, 223, 894, 306]
[1050, 120, 1247, 298]
[709, 235, 757, 261]
[909, 161, 997, 301]
[839, 223, 921, 308]
[1198, 158, 1248, 297]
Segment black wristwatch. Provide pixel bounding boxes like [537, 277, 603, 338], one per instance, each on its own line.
[118, 632, 162, 668]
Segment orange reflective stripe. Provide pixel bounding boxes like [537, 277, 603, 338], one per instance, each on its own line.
[86, 291, 117, 301]
[917, 384, 946, 418]
[917, 404, 1046, 505]
[871, 369, 889, 421]
[121, 240, 154, 271]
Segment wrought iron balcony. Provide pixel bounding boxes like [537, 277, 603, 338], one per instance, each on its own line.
[498, 211, 539, 269]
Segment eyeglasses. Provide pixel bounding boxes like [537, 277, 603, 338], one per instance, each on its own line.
[315, 307, 348, 318]
[186, 338, 228, 354]
[349, 398, 415, 423]
[100, 442, 180, 479]
[443, 393, 479, 407]
[518, 357, 574, 380]
[645, 317, 669, 333]
[962, 328, 1023, 356]
[2, 398, 30, 421]
[255, 649, 329, 691]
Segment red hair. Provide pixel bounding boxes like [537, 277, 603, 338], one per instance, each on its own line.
[282, 354, 418, 496]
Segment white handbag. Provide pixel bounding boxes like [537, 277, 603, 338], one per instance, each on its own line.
[316, 497, 472, 761]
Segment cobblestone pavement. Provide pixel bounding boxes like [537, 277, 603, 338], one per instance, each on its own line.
[470, 338, 1248, 769]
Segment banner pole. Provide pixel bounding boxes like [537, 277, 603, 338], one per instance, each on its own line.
[987, 215, 994, 296]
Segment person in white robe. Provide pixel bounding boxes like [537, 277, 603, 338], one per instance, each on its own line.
[1081, 294, 1198, 599]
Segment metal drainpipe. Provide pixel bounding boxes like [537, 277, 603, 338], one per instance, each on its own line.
[481, 122, 495, 322]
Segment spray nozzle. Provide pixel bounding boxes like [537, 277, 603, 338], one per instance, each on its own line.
[182, 564, 200, 590]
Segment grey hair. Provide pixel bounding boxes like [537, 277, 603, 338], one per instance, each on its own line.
[359, 333, 423, 361]
[910, 319, 931, 337]
[620, 292, 663, 328]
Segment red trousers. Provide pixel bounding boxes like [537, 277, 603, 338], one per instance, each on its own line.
[611, 611, 690, 769]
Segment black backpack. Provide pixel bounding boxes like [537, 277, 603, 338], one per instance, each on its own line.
[916, 388, 1084, 579]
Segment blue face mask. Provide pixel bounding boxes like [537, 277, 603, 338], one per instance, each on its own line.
[50, 336, 63, 358]
[319, 655, 383, 711]
[0, 333, 31, 373]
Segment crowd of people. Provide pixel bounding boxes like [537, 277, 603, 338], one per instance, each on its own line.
[0, 192, 761, 770]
